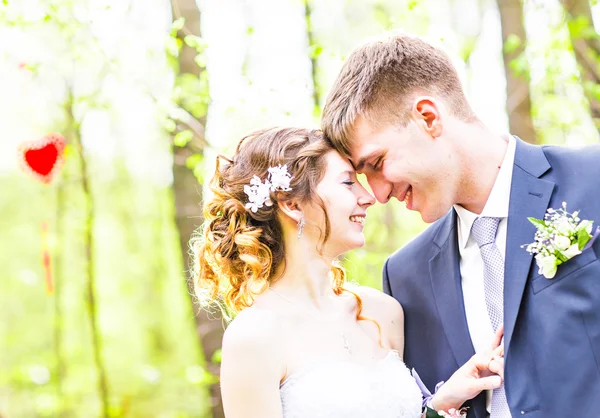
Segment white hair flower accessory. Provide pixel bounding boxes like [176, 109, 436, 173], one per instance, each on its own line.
[267, 164, 293, 191]
[244, 165, 293, 213]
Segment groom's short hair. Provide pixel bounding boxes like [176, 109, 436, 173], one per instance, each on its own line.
[322, 32, 477, 156]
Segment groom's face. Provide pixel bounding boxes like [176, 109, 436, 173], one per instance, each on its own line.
[348, 115, 455, 223]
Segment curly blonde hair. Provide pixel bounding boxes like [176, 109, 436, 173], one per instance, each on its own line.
[190, 127, 382, 340]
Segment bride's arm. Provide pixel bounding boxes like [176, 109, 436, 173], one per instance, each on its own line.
[220, 311, 285, 418]
[428, 326, 504, 411]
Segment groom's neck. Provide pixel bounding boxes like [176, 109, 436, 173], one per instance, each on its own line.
[454, 125, 508, 214]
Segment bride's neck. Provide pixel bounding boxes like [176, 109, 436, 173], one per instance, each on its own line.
[271, 233, 336, 306]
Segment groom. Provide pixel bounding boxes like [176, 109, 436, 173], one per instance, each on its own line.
[321, 33, 600, 418]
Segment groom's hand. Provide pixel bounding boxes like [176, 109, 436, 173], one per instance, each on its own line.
[431, 325, 504, 411]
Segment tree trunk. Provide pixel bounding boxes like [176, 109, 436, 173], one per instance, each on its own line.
[170, 1, 225, 417]
[67, 94, 110, 418]
[53, 178, 72, 417]
[559, 0, 600, 128]
[496, 0, 537, 143]
[304, 0, 320, 116]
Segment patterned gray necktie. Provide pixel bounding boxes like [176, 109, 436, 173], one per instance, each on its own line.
[471, 217, 511, 418]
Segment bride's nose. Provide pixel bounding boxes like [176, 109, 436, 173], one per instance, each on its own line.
[357, 190, 376, 207]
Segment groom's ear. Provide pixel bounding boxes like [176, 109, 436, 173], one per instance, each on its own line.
[277, 199, 303, 225]
[411, 96, 443, 138]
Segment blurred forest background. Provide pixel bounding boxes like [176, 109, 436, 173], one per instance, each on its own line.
[1, 0, 600, 416]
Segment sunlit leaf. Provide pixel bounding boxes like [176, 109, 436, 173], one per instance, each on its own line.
[194, 53, 207, 68]
[407, 0, 420, 10]
[163, 118, 177, 133]
[174, 130, 193, 147]
[459, 37, 477, 62]
[184, 34, 206, 53]
[186, 153, 203, 170]
[165, 36, 181, 57]
[504, 34, 522, 54]
[172, 17, 185, 31]
[309, 44, 323, 59]
[567, 15, 591, 40]
[211, 348, 222, 364]
[186, 365, 218, 385]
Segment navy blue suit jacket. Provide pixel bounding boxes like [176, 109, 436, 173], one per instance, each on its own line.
[384, 138, 600, 418]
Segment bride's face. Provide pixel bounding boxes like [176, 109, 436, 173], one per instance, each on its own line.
[303, 150, 375, 256]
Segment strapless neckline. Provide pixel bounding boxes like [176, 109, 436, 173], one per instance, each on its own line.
[279, 347, 423, 418]
[280, 349, 400, 388]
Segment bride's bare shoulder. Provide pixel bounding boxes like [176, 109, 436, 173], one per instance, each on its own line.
[222, 306, 283, 351]
[351, 284, 404, 322]
[347, 284, 405, 351]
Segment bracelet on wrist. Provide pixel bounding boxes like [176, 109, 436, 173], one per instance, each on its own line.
[425, 406, 468, 418]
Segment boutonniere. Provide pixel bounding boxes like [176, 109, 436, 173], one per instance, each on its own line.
[522, 202, 600, 279]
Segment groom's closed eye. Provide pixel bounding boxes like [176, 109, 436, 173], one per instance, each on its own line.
[354, 151, 382, 173]
[371, 156, 383, 171]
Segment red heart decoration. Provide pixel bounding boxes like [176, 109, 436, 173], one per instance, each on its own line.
[18, 133, 66, 184]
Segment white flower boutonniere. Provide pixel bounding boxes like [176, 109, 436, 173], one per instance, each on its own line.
[522, 202, 600, 279]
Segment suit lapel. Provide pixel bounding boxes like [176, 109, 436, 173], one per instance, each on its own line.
[429, 210, 475, 369]
[503, 138, 554, 351]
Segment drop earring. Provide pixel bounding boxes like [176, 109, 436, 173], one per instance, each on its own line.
[297, 214, 305, 239]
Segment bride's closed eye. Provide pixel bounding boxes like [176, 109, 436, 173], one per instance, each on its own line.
[342, 180, 356, 187]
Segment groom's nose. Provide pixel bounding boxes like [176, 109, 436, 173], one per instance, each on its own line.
[367, 176, 391, 204]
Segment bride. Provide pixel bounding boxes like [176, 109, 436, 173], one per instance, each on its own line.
[191, 127, 503, 418]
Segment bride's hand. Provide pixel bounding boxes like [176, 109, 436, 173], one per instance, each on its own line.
[488, 342, 504, 380]
[430, 325, 504, 411]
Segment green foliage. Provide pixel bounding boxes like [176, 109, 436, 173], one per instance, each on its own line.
[185, 34, 207, 53]
[457, 36, 477, 62]
[508, 52, 529, 77]
[0, 171, 212, 417]
[211, 348, 222, 365]
[344, 198, 427, 290]
[174, 73, 210, 120]
[519, 2, 598, 145]
[166, 36, 183, 58]
[584, 80, 600, 102]
[373, 3, 397, 30]
[174, 130, 194, 147]
[166, 20, 210, 124]
[187, 153, 206, 184]
[527, 216, 546, 230]
[172, 17, 186, 33]
[163, 117, 178, 133]
[309, 43, 324, 59]
[567, 15, 596, 40]
[504, 34, 522, 54]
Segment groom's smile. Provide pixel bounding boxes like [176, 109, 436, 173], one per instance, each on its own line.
[400, 186, 413, 209]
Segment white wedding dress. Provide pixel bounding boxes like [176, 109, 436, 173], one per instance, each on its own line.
[280, 349, 423, 418]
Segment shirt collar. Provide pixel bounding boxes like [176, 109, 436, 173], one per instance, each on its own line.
[454, 134, 516, 249]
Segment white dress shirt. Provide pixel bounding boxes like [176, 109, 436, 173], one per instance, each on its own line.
[453, 134, 516, 412]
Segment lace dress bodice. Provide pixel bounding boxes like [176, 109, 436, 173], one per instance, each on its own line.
[279, 350, 423, 418]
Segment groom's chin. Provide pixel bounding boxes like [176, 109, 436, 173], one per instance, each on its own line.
[418, 206, 448, 224]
